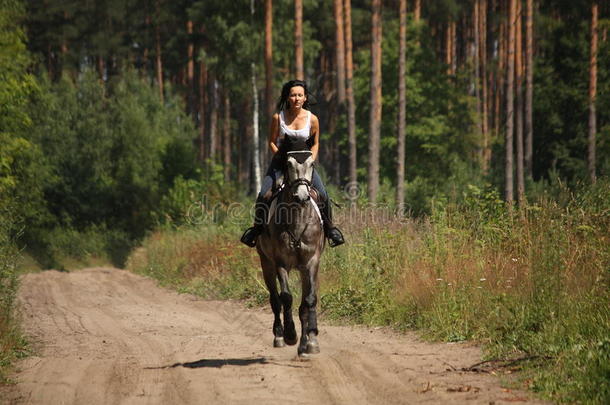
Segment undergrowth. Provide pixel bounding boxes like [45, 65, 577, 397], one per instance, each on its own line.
[0, 218, 28, 383]
[127, 179, 610, 404]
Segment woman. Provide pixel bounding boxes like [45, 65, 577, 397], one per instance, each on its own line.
[241, 79, 345, 248]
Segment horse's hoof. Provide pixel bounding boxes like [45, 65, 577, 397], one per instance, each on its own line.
[306, 341, 320, 354]
[273, 337, 286, 348]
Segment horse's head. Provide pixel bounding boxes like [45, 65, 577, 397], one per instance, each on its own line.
[286, 150, 314, 205]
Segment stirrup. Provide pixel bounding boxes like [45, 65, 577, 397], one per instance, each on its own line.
[240, 227, 259, 247]
[326, 227, 345, 247]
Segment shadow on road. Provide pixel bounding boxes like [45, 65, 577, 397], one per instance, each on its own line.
[145, 356, 312, 370]
[145, 357, 268, 369]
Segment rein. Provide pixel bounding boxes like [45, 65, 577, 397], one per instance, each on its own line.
[279, 176, 314, 252]
[286, 222, 309, 251]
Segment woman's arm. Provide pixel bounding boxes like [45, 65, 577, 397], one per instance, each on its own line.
[310, 113, 320, 161]
[269, 113, 280, 154]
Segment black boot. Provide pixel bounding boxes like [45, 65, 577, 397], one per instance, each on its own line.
[240, 198, 268, 247]
[320, 199, 345, 247]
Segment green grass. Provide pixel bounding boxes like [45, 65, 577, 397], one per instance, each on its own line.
[0, 224, 29, 383]
[126, 181, 610, 404]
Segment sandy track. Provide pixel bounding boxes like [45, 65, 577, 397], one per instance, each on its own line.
[4, 268, 545, 404]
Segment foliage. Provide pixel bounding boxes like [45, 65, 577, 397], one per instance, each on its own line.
[0, 0, 31, 381]
[22, 70, 199, 267]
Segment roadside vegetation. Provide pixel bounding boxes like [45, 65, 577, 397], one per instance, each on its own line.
[127, 179, 609, 404]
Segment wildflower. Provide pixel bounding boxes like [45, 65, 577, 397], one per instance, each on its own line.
[436, 278, 443, 281]
[479, 278, 487, 281]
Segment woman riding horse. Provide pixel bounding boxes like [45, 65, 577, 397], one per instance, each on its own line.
[240, 79, 345, 248]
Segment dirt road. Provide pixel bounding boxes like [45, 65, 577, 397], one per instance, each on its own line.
[4, 268, 544, 404]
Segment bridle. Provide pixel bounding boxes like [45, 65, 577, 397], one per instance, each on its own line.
[287, 177, 312, 193]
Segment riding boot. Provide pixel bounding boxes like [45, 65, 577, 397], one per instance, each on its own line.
[240, 197, 269, 247]
[320, 199, 345, 247]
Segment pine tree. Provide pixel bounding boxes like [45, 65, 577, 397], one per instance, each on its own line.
[344, 0, 357, 190]
[295, 0, 304, 79]
[396, 0, 407, 210]
[588, 2, 598, 184]
[524, 0, 534, 179]
[505, 0, 516, 203]
[265, 0, 274, 119]
[368, 0, 382, 202]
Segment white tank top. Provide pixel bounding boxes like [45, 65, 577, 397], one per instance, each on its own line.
[277, 110, 311, 147]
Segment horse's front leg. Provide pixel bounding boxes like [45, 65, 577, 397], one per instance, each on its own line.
[261, 257, 284, 347]
[278, 266, 297, 345]
[298, 262, 320, 355]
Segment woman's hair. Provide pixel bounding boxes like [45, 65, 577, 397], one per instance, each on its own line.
[276, 79, 310, 111]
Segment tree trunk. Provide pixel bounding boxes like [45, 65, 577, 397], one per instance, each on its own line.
[187, 20, 195, 117]
[223, 90, 232, 182]
[446, 20, 452, 75]
[515, 0, 525, 202]
[155, 26, 163, 102]
[525, 0, 534, 179]
[505, 0, 516, 203]
[251, 62, 262, 193]
[396, 0, 407, 211]
[97, 57, 105, 81]
[368, 0, 382, 203]
[480, 0, 490, 173]
[334, 0, 346, 104]
[265, 0, 274, 119]
[588, 2, 598, 184]
[474, 1, 483, 163]
[208, 76, 219, 162]
[414, 0, 421, 22]
[295, 0, 304, 79]
[344, 0, 357, 190]
[495, 0, 506, 144]
[198, 60, 207, 163]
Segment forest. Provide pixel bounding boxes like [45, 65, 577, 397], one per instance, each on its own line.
[1, 0, 609, 402]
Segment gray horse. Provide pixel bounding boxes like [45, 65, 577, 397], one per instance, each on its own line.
[256, 149, 325, 356]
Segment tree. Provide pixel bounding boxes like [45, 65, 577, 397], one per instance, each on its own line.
[368, 0, 382, 203]
[525, 0, 534, 179]
[333, 0, 346, 104]
[396, 0, 407, 210]
[505, 0, 516, 203]
[515, 0, 525, 202]
[265, 0, 274, 119]
[223, 89, 232, 181]
[295, 0, 304, 79]
[588, 2, 598, 184]
[479, 0, 490, 173]
[155, 0, 164, 102]
[344, 0, 357, 189]
[186, 19, 195, 117]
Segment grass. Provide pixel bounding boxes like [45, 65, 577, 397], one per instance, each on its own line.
[0, 223, 29, 383]
[126, 181, 609, 403]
